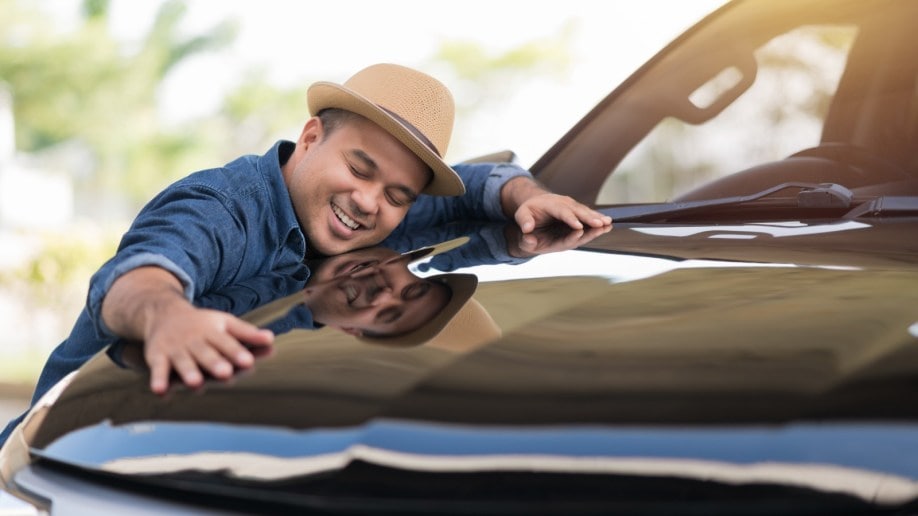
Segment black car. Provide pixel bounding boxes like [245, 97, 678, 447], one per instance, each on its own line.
[3, 0, 918, 514]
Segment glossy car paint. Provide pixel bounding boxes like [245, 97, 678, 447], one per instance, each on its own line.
[6, 217, 917, 513]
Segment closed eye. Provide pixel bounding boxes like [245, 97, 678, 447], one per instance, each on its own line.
[376, 306, 401, 325]
[386, 187, 416, 207]
[348, 163, 370, 180]
[345, 150, 418, 207]
[401, 281, 431, 301]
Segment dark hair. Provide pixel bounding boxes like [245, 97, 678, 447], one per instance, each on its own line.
[316, 108, 366, 140]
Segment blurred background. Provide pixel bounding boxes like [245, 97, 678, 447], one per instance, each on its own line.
[0, 0, 724, 388]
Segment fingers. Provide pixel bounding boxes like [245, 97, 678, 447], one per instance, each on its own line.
[146, 343, 207, 394]
[145, 311, 274, 394]
[555, 208, 585, 231]
[554, 198, 612, 229]
[225, 318, 275, 365]
[578, 207, 613, 229]
[561, 226, 588, 247]
[577, 223, 613, 242]
[509, 214, 613, 258]
[516, 232, 541, 255]
[514, 209, 537, 234]
[148, 353, 177, 394]
[515, 194, 612, 233]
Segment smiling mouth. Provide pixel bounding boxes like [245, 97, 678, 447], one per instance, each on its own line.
[332, 203, 361, 231]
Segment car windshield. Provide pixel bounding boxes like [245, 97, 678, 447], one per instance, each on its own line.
[534, 0, 918, 207]
[603, 23, 858, 204]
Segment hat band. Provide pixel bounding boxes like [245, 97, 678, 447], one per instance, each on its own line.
[379, 106, 441, 157]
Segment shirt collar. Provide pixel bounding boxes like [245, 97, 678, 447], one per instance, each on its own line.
[258, 140, 307, 258]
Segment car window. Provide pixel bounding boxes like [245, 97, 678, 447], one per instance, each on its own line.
[598, 25, 858, 204]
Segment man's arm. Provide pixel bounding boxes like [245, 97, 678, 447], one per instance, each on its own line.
[87, 176, 284, 394]
[391, 162, 611, 238]
[101, 266, 273, 394]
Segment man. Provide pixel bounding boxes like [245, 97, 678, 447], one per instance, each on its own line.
[0, 63, 610, 446]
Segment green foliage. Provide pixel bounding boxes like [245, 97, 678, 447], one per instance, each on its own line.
[0, 352, 47, 384]
[432, 20, 576, 114]
[0, 0, 238, 204]
[0, 1, 580, 382]
[216, 73, 308, 161]
[0, 228, 120, 304]
[82, 0, 109, 19]
[437, 22, 574, 80]
[1, 0, 576, 206]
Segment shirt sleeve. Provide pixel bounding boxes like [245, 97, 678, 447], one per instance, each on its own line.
[86, 182, 248, 340]
[389, 162, 532, 238]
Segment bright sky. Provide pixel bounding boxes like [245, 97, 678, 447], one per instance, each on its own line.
[102, 0, 726, 167]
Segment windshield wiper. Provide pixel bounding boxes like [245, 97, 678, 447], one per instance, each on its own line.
[843, 196, 918, 219]
[600, 182, 853, 222]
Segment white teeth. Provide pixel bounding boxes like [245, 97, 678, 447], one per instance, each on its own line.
[332, 204, 360, 230]
[344, 284, 358, 303]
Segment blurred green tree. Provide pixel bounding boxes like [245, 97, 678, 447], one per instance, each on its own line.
[0, 0, 237, 205]
[0, 0, 574, 379]
[433, 20, 574, 112]
[1, 0, 573, 206]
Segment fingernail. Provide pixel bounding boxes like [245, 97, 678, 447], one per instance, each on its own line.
[237, 352, 253, 366]
[215, 362, 233, 376]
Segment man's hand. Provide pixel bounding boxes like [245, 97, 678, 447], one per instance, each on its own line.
[101, 267, 274, 394]
[143, 304, 274, 394]
[500, 176, 612, 233]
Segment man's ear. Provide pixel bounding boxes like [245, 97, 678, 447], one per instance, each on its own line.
[298, 116, 323, 148]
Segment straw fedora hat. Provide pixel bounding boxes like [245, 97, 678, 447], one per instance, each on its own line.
[307, 63, 464, 196]
[424, 297, 502, 353]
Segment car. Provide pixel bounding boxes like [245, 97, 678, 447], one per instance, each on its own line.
[3, 0, 918, 513]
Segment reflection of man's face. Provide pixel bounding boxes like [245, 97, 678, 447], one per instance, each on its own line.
[304, 249, 451, 339]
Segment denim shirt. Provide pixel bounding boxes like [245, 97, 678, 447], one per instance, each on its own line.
[85, 140, 307, 341]
[85, 140, 528, 337]
[23, 140, 530, 409]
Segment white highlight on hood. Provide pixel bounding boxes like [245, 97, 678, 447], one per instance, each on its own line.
[632, 220, 870, 239]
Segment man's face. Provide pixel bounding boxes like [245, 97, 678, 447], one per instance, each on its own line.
[284, 116, 431, 256]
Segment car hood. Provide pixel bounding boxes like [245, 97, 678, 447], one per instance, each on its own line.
[22, 218, 918, 508]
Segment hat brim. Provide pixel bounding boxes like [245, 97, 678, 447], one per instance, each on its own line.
[398, 236, 471, 264]
[308, 82, 465, 197]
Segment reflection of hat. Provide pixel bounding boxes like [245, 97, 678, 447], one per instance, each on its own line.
[358, 273, 479, 347]
[307, 63, 464, 196]
[424, 297, 501, 353]
[399, 236, 470, 264]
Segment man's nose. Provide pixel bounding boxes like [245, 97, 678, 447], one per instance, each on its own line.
[367, 283, 396, 305]
[351, 184, 381, 216]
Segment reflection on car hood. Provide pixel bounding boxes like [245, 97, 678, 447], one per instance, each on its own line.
[38, 419, 918, 505]
[27, 218, 918, 507]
